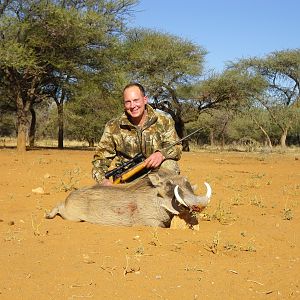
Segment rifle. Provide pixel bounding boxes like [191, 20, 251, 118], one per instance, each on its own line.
[105, 128, 203, 184]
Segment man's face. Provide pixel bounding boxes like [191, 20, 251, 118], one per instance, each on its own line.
[123, 86, 148, 122]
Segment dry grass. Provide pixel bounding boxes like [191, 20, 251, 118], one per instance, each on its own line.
[0, 137, 90, 148]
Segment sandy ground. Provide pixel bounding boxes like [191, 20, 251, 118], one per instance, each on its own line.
[0, 148, 299, 300]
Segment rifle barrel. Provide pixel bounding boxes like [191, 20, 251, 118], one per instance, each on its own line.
[164, 127, 203, 150]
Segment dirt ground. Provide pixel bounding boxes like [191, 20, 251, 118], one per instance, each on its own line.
[0, 148, 299, 300]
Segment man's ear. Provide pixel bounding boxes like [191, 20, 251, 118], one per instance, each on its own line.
[144, 96, 148, 105]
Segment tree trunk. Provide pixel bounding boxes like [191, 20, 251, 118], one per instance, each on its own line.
[16, 121, 28, 152]
[29, 107, 36, 148]
[88, 138, 95, 147]
[221, 133, 225, 148]
[280, 128, 288, 147]
[262, 133, 272, 149]
[252, 118, 272, 148]
[182, 139, 190, 152]
[209, 129, 215, 146]
[16, 94, 29, 152]
[57, 103, 64, 149]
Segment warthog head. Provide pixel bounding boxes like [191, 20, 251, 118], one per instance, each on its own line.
[147, 168, 212, 216]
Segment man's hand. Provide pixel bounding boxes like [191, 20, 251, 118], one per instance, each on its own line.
[144, 151, 165, 169]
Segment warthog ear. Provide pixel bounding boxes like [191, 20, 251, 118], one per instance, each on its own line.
[148, 172, 175, 196]
[148, 172, 162, 187]
[148, 170, 174, 186]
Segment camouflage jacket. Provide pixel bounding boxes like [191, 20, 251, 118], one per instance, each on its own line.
[92, 104, 182, 182]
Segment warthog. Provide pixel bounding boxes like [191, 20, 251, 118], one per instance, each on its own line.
[45, 169, 212, 228]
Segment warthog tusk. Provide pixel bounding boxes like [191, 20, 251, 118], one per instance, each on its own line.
[204, 182, 212, 202]
[161, 203, 179, 215]
[174, 185, 188, 207]
[175, 182, 212, 208]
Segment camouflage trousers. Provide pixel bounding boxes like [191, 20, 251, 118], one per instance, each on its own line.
[160, 159, 180, 175]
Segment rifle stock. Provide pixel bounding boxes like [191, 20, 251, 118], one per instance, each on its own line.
[113, 161, 147, 184]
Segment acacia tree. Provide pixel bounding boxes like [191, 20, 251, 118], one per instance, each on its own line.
[64, 78, 124, 146]
[0, 0, 137, 151]
[40, 0, 137, 149]
[188, 108, 233, 147]
[187, 69, 267, 147]
[234, 49, 300, 147]
[245, 107, 273, 147]
[0, 2, 80, 150]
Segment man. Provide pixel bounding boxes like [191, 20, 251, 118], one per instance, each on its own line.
[92, 83, 182, 185]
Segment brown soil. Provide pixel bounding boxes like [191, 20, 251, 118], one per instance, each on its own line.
[0, 148, 299, 300]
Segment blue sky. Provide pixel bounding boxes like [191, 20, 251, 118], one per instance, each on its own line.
[128, 0, 299, 72]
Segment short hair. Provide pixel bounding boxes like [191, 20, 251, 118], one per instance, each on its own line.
[123, 83, 146, 96]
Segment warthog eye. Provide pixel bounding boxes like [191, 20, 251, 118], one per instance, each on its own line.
[184, 181, 194, 192]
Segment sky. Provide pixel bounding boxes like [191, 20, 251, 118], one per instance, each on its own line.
[128, 0, 299, 73]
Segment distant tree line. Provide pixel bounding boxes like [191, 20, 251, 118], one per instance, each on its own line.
[0, 0, 299, 151]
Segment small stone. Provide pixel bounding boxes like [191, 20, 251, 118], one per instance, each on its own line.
[32, 187, 45, 194]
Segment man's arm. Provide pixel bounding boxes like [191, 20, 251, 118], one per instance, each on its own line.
[92, 122, 116, 183]
[159, 117, 182, 160]
[144, 116, 181, 169]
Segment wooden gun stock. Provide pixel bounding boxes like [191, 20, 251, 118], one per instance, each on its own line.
[113, 161, 147, 184]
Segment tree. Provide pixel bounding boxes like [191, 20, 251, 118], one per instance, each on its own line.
[233, 49, 300, 147]
[245, 108, 273, 148]
[64, 79, 123, 146]
[0, 0, 138, 151]
[189, 109, 233, 147]
[187, 69, 266, 146]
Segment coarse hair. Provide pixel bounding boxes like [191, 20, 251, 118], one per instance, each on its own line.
[123, 82, 146, 96]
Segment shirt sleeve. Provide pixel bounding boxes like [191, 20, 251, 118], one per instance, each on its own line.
[159, 118, 182, 160]
[92, 122, 116, 183]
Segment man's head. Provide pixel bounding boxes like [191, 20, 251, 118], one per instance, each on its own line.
[123, 83, 148, 126]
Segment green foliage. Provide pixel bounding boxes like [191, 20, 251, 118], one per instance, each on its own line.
[232, 49, 300, 146]
[196, 69, 267, 110]
[228, 112, 267, 142]
[123, 28, 206, 83]
[64, 81, 123, 145]
[0, 0, 137, 150]
[0, 112, 15, 136]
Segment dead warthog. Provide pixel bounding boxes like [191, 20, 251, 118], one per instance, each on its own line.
[45, 169, 212, 228]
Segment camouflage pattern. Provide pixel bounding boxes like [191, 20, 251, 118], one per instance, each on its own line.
[92, 104, 182, 183]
